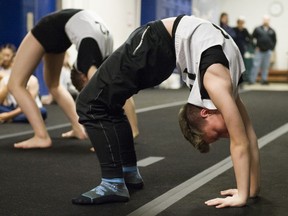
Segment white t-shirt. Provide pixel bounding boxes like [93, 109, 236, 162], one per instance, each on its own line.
[175, 16, 245, 109]
[65, 10, 113, 61]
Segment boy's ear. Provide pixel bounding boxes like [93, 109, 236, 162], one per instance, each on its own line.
[200, 108, 210, 118]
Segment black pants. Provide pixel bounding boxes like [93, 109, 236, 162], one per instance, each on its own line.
[76, 20, 176, 179]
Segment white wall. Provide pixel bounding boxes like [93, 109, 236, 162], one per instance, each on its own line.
[61, 0, 288, 70]
[193, 0, 288, 70]
[61, 0, 141, 50]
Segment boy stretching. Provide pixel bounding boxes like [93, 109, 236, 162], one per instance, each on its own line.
[73, 15, 260, 208]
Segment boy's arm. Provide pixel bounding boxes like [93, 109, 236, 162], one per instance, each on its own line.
[235, 97, 261, 197]
[203, 64, 250, 208]
[220, 97, 260, 198]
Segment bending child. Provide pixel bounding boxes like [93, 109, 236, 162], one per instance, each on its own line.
[8, 9, 139, 148]
[70, 15, 260, 208]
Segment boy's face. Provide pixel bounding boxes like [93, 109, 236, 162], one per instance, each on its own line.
[200, 110, 229, 144]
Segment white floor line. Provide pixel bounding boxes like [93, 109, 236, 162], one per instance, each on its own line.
[137, 156, 165, 167]
[127, 123, 288, 216]
[0, 90, 252, 141]
[0, 101, 186, 141]
[0, 123, 71, 140]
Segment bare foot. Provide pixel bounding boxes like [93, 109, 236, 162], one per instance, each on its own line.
[61, 129, 87, 140]
[14, 136, 52, 149]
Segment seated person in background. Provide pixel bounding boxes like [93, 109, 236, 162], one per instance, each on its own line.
[0, 74, 47, 123]
[0, 43, 16, 76]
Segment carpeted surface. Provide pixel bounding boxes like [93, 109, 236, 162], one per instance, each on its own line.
[0, 88, 287, 216]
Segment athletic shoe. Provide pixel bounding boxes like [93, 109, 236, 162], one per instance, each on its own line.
[72, 181, 130, 205]
[124, 171, 144, 189]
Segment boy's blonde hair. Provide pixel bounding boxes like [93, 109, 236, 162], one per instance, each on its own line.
[178, 103, 210, 153]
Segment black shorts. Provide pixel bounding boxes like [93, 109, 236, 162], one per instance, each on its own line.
[77, 20, 176, 122]
[31, 9, 81, 53]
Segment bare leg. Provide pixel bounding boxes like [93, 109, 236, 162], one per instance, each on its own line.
[8, 32, 52, 148]
[43, 53, 87, 140]
[124, 97, 139, 139]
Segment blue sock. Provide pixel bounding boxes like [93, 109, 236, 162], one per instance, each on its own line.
[102, 178, 124, 184]
[122, 166, 138, 173]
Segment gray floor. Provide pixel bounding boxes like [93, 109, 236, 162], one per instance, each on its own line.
[0, 86, 287, 216]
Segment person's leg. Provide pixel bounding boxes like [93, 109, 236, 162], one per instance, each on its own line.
[123, 97, 139, 139]
[72, 97, 132, 204]
[86, 78, 140, 153]
[72, 47, 144, 204]
[87, 65, 139, 139]
[8, 32, 52, 148]
[43, 53, 87, 140]
[114, 112, 143, 189]
[73, 20, 174, 205]
[260, 50, 272, 83]
[249, 50, 261, 84]
[87, 64, 140, 152]
[86, 112, 136, 178]
[73, 102, 142, 204]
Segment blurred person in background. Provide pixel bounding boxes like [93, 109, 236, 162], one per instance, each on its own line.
[0, 43, 16, 76]
[219, 12, 236, 40]
[249, 15, 277, 85]
[0, 74, 47, 123]
[233, 16, 253, 82]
